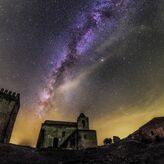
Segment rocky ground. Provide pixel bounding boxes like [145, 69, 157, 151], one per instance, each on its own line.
[0, 140, 164, 164]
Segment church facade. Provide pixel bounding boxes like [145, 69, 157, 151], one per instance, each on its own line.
[37, 113, 97, 149]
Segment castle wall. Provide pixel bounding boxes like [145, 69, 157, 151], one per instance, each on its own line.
[129, 117, 164, 142]
[135, 127, 164, 142]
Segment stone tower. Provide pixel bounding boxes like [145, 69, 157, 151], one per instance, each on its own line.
[0, 88, 20, 143]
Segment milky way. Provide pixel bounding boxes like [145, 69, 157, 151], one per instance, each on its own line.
[0, 0, 163, 146]
[38, 0, 132, 116]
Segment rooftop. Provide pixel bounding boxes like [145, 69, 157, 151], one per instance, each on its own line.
[43, 120, 77, 127]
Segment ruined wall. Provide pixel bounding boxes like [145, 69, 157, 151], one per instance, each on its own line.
[129, 117, 164, 142]
[138, 126, 164, 142]
[78, 130, 97, 149]
[0, 88, 20, 143]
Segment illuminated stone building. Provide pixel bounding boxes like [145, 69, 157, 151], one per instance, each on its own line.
[37, 113, 97, 149]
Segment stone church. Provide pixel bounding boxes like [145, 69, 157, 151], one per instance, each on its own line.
[0, 88, 20, 143]
[37, 113, 97, 149]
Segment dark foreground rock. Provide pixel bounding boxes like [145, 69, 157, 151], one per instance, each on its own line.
[0, 140, 164, 164]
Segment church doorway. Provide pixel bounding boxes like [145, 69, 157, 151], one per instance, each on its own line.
[53, 138, 58, 148]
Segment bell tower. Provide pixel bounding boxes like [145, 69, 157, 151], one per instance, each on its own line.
[77, 113, 89, 130]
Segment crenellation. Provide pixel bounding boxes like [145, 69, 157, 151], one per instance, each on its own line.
[0, 88, 4, 92]
[0, 88, 20, 102]
[8, 91, 12, 96]
[4, 90, 8, 94]
[16, 93, 20, 100]
[12, 92, 16, 97]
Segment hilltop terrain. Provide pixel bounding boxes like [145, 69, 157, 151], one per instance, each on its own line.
[0, 139, 163, 164]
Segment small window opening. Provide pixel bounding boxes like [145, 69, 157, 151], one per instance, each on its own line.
[53, 138, 58, 148]
[151, 130, 154, 135]
[82, 120, 85, 128]
[62, 131, 66, 137]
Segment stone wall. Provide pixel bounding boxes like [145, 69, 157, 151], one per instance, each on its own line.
[128, 117, 164, 142]
[40, 125, 77, 148]
[78, 130, 97, 149]
[0, 89, 20, 143]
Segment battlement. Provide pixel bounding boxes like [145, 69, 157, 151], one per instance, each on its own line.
[0, 88, 20, 103]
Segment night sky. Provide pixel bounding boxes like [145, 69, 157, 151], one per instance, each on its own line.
[0, 0, 164, 147]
